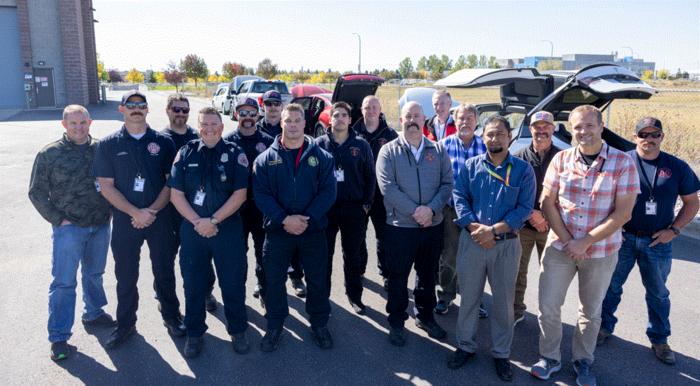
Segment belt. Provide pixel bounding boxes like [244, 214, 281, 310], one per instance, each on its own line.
[623, 229, 655, 238]
[494, 232, 518, 241]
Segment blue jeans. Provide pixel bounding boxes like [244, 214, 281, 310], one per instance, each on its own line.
[601, 232, 672, 344]
[48, 223, 111, 343]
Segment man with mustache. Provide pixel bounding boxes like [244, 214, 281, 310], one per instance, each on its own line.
[93, 91, 184, 348]
[531, 105, 639, 386]
[376, 101, 453, 346]
[598, 117, 700, 365]
[449, 115, 535, 382]
[423, 90, 456, 142]
[512, 111, 561, 326]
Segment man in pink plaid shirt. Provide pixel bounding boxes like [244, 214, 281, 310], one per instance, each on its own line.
[529, 105, 640, 386]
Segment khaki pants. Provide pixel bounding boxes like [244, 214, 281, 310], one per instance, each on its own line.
[456, 230, 520, 358]
[514, 227, 548, 316]
[537, 244, 618, 363]
[437, 206, 460, 302]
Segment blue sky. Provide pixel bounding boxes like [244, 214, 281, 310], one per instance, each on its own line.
[94, 0, 700, 73]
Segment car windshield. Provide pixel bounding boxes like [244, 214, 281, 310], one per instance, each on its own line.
[252, 82, 289, 94]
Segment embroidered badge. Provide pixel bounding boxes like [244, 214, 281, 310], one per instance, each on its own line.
[659, 167, 672, 178]
[308, 156, 318, 167]
[350, 147, 360, 157]
[237, 153, 249, 167]
[256, 142, 267, 153]
[425, 152, 435, 161]
[147, 142, 160, 155]
[221, 153, 229, 163]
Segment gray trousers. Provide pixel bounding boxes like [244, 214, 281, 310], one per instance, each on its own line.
[455, 229, 521, 358]
[437, 206, 460, 302]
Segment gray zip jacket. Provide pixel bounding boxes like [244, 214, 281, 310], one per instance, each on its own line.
[376, 135, 453, 228]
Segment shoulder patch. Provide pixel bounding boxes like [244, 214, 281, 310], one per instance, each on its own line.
[147, 142, 160, 156]
[256, 142, 267, 153]
[237, 152, 249, 167]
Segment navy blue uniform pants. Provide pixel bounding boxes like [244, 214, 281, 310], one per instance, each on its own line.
[325, 203, 368, 300]
[240, 201, 266, 295]
[385, 224, 443, 329]
[263, 229, 329, 331]
[359, 194, 389, 278]
[179, 219, 248, 337]
[111, 211, 180, 329]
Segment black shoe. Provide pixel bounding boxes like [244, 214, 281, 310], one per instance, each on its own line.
[252, 284, 261, 299]
[415, 319, 447, 339]
[447, 348, 475, 369]
[231, 332, 251, 354]
[82, 313, 118, 328]
[105, 325, 136, 349]
[494, 358, 513, 382]
[260, 329, 283, 352]
[479, 304, 489, 319]
[205, 294, 217, 312]
[163, 317, 186, 337]
[388, 327, 406, 347]
[434, 300, 452, 315]
[311, 326, 333, 349]
[291, 279, 307, 298]
[348, 297, 366, 315]
[183, 336, 203, 358]
[50, 341, 72, 361]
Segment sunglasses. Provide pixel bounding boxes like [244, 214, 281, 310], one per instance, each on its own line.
[124, 102, 147, 110]
[637, 131, 662, 139]
[170, 106, 190, 114]
[238, 110, 258, 118]
[264, 101, 281, 107]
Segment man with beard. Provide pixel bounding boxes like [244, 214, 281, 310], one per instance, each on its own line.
[353, 95, 398, 290]
[448, 115, 535, 382]
[423, 90, 456, 142]
[512, 111, 561, 326]
[435, 104, 486, 316]
[93, 91, 184, 348]
[376, 101, 453, 346]
[224, 98, 274, 306]
[598, 117, 699, 365]
[316, 102, 375, 314]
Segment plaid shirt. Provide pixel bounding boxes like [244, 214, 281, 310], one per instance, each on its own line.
[543, 142, 640, 258]
[440, 134, 487, 182]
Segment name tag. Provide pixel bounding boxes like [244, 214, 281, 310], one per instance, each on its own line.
[194, 190, 206, 206]
[645, 200, 657, 215]
[133, 177, 145, 192]
[334, 169, 345, 182]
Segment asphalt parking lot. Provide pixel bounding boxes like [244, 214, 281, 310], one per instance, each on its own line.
[1, 89, 699, 385]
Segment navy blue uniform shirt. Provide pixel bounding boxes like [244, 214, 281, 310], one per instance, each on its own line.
[93, 126, 176, 210]
[224, 129, 274, 201]
[353, 116, 399, 165]
[625, 150, 700, 233]
[168, 139, 249, 219]
[315, 130, 375, 206]
[253, 136, 336, 232]
[257, 118, 282, 138]
[162, 125, 199, 150]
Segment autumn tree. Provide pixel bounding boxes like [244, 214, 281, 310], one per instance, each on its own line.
[180, 54, 209, 86]
[125, 68, 144, 83]
[256, 58, 278, 79]
[222, 62, 247, 79]
[398, 57, 413, 79]
[164, 61, 186, 91]
[97, 54, 108, 81]
[656, 69, 669, 79]
[108, 69, 122, 83]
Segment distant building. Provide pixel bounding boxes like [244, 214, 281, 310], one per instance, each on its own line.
[496, 58, 523, 69]
[515, 56, 561, 69]
[499, 53, 655, 76]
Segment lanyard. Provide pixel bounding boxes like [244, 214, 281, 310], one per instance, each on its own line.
[280, 138, 304, 169]
[484, 163, 512, 187]
[636, 153, 659, 200]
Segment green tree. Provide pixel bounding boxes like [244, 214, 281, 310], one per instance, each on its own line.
[96, 54, 108, 81]
[467, 54, 478, 68]
[417, 56, 429, 71]
[453, 55, 468, 71]
[487, 56, 499, 68]
[478, 55, 487, 68]
[440, 54, 452, 71]
[256, 58, 278, 79]
[125, 68, 144, 83]
[179, 54, 208, 86]
[398, 57, 414, 79]
[537, 59, 563, 71]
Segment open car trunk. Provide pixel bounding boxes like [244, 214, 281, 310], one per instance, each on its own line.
[332, 74, 385, 125]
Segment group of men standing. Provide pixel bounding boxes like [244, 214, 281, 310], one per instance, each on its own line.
[29, 87, 698, 385]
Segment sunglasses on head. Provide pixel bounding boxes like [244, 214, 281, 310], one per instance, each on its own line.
[124, 101, 147, 110]
[238, 110, 258, 118]
[637, 131, 662, 139]
[264, 101, 281, 107]
[170, 106, 190, 114]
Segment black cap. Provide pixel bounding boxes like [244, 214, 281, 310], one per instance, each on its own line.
[635, 117, 663, 134]
[121, 90, 147, 105]
[236, 97, 259, 110]
[262, 90, 282, 102]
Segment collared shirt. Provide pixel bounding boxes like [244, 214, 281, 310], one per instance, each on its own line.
[440, 134, 487, 183]
[433, 116, 453, 141]
[224, 129, 274, 201]
[453, 152, 536, 232]
[543, 142, 640, 258]
[400, 135, 425, 162]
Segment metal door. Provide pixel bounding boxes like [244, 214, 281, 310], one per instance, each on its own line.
[34, 68, 56, 107]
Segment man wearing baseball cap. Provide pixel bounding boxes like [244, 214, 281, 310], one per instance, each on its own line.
[512, 111, 561, 327]
[598, 117, 700, 365]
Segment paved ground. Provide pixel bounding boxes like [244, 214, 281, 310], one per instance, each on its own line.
[1, 89, 699, 385]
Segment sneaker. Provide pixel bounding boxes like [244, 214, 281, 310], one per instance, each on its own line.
[231, 332, 251, 354]
[651, 343, 676, 365]
[260, 329, 283, 352]
[513, 313, 525, 327]
[205, 293, 217, 312]
[573, 359, 596, 386]
[530, 357, 561, 380]
[50, 341, 72, 361]
[348, 297, 367, 315]
[105, 325, 136, 349]
[434, 300, 452, 315]
[183, 336, 203, 358]
[494, 358, 513, 382]
[82, 313, 118, 328]
[479, 304, 489, 319]
[311, 326, 333, 349]
[447, 348, 474, 369]
[163, 316, 186, 337]
[252, 284, 262, 299]
[291, 278, 307, 298]
[388, 327, 406, 347]
[415, 319, 447, 339]
[596, 328, 611, 346]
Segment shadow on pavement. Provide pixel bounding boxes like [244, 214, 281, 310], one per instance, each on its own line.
[2, 101, 124, 122]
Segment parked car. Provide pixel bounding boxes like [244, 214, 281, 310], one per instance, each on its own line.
[290, 84, 331, 98]
[290, 74, 385, 137]
[230, 79, 292, 120]
[398, 86, 461, 119]
[432, 63, 656, 153]
[211, 83, 230, 114]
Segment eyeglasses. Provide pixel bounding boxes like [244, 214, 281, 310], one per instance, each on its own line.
[264, 101, 281, 107]
[124, 102, 147, 110]
[637, 131, 662, 139]
[170, 106, 190, 114]
[238, 110, 258, 118]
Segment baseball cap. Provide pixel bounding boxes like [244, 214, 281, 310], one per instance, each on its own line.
[235, 97, 259, 110]
[121, 90, 147, 105]
[635, 117, 663, 133]
[530, 111, 554, 125]
[262, 90, 282, 103]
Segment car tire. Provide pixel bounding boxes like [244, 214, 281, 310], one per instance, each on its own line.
[314, 123, 326, 138]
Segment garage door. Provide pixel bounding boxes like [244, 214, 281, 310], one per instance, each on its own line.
[0, 7, 25, 109]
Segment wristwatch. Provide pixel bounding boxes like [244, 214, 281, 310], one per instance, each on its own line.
[210, 216, 220, 225]
[669, 226, 681, 236]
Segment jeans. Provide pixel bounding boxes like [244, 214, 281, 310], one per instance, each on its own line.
[601, 232, 672, 344]
[48, 223, 111, 343]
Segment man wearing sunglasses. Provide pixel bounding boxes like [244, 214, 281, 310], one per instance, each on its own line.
[94, 91, 184, 349]
[599, 117, 700, 365]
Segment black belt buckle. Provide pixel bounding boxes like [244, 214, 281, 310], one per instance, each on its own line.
[495, 232, 517, 241]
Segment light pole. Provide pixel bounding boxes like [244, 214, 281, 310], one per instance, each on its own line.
[622, 46, 634, 59]
[352, 32, 361, 73]
[541, 40, 554, 58]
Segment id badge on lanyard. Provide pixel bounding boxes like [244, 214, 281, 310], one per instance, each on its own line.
[334, 168, 345, 182]
[194, 188, 206, 206]
[645, 199, 657, 215]
[133, 174, 145, 192]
